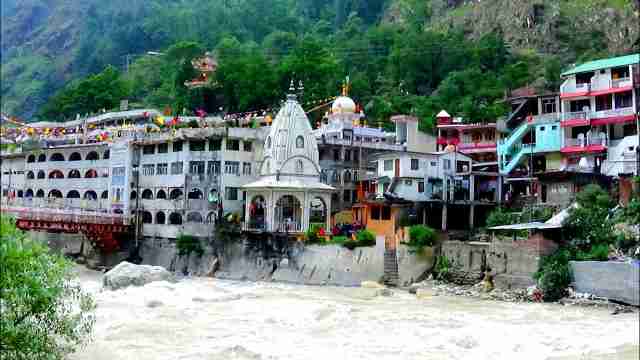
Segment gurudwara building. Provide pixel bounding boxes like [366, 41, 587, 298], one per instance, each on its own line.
[243, 87, 334, 234]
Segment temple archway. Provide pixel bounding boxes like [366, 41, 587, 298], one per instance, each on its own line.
[309, 197, 327, 228]
[248, 195, 266, 230]
[274, 195, 302, 232]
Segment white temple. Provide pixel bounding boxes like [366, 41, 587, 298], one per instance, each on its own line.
[243, 85, 335, 233]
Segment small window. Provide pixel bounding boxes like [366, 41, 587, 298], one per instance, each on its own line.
[410, 159, 419, 170]
[209, 138, 222, 151]
[224, 161, 240, 175]
[540, 126, 545, 131]
[443, 159, 451, 170]
[189, 161, 205, 174]
[189, 140, 205, 151]
[158, 143, 168, 153]
[225, 187, 238, 201]
[244, 141, 253, 152]
[157, 163, 168, 175]
[208, 161, 221, 175]
[343, 189, 350, 202]
[430, 161, 437, 167]
[418, 182, 425, 193]
[371, 206, 381, 220]
[296, 136, 304, 149]
[226, 139, 240, 151]
[295, 160, 304, 174]
[551, 125, 557, 131]
[171, 161, 183, 174]
[404, 180, 412, 185]
[381, 206, 391, 220]
[143, 145, 155, 155]
[173, 141, 183, 152]
[383, 160, 393, 171]
[142, 164, 155, 176]
[243, 162, 252, 175]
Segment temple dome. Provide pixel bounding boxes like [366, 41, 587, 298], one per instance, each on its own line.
[262, 94, 320, 177]
[331, 96, 356, 114]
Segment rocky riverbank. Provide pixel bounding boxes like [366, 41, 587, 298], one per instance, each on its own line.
[407, 279, 639, 314]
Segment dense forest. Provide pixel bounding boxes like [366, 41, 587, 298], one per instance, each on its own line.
[2, 0, 639, 130]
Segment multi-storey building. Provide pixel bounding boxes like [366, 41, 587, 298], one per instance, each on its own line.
[314, 97, 436, 213]
[436, 110, 499, 164]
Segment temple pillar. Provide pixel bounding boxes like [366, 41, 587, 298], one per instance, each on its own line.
[441, 204, 448, 231]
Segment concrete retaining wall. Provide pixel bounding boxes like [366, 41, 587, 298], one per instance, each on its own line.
[216, 236, 435, 286]
[570, 261, 640, 306]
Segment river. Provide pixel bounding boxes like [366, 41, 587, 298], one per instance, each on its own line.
[71, 266, 639, 360]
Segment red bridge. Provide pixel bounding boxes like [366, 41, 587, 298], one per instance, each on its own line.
[4, 207, 132, 253]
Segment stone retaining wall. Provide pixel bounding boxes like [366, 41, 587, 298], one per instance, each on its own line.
[570, 261, 640, 306]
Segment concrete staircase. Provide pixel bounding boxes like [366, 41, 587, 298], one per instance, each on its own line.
[383, 248, 399, 287]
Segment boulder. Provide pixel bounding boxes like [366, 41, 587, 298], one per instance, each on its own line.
[103, 262, 174, 290]
[416, 288, 435, 299]
[361, 281, 385, 289]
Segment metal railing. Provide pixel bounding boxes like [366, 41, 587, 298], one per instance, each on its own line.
[3, 206, 129, 225]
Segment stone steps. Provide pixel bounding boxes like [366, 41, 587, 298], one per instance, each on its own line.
[383, 249, 399, 287]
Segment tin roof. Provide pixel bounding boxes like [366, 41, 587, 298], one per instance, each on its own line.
[561, 53, 639, 76]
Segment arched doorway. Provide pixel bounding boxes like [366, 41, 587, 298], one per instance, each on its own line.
[309, 197, 327, 230]
[67, 190, 81, 198]
[187, 212, 203, 223]
[83, 190, 98, 200]
[248, 195, 266, 230]
[141, 189, 154, 199]
[142, 211, 153, 224]
[48, 189, 63, 198]
[156, 212, 166, 224]
[275, 195, 302, 232]
[169, 212, 183, 225]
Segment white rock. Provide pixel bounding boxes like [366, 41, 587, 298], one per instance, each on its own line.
[416, 288, 435, 299]
[361, 281, 385, 289]
[103, 262, 174, 290]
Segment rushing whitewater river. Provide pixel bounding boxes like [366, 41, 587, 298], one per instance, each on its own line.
[71, 267, 639, 360]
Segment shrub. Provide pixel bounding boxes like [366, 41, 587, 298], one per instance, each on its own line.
[575, 244, 610, 261]
[433, 255, 452, 281]
[534, 249, 572, 302]
[176, 234, 204, 257]
[407, 225, 436, 249]
[355, 230, 376, 247]
[486, 207, 519, 228]
[305, 224, 323, 244]
[331, 236, 349, 245]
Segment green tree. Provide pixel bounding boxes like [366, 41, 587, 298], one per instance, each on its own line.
[0, 217, 95, 359]
[564, 184, 615, 253]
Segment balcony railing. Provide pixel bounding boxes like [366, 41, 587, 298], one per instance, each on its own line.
[562, 111, 588, 122]
[3, 206, 128, 225]
[273, 221, 303, 233]
[564, 136, 607, 148]
[561, 80, 590, 94]
[611, 77, 632, 89]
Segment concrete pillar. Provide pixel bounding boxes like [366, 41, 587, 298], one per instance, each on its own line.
[469, 174, 475, 202]
[441, 204, 448, 231]
[497, 176, 503, 204]
[469, 204, 475, 229]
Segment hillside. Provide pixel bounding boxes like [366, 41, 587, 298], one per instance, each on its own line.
[1, 0, 639, 121]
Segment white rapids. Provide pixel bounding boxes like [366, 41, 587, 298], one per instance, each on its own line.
[71, 267, 639, 360]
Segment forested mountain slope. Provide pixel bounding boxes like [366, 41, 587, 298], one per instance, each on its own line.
[1, 0, 638, 124]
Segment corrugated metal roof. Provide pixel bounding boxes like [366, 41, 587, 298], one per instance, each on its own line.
[561, 53, 640, 76]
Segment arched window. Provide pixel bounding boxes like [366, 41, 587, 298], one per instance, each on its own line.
[83, 190, 97, 200]
[48, 170, 64, 179]
[155, 212, 166, 224]
[187, 212, 203, 223]
[169, 189, 183, 200]
[84, 169, 98, 178]
[295, 159, 304, 174]
[37, 170, 45, 179]
[68, 169, 81, 178]
[48, 189, 63, 198]
[26, 171, 35, 179]
[101, 190, 108, 199]
[69, 152, 82, 161]
[86, 151, 99, 161]
[344, 170, 352, 183]
[130, 191, 137, 200]
[17, 190, 23, 198]
[27, 155, 35, 163]
[266, 136, 271, 149]
[25, 189, 34, 198]
[67, 190, 81, 198]
[206, 212, 216, 224]
[156, 189, 167, 199]
[37, 154, 46, 162]
[169, 212, 183, 225]
[35, 189, 45, 198]
[141, 189, 154, 199]
[188, 188, 203, 200]
[103, 150, 110, 159]
[142, 211, 153, 224]
[296, 135, 304, 149]
[50, 153, 64, 162]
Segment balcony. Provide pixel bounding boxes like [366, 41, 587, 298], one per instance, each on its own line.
[562, 107, 636, 127]
[561, 135, 608, 154]
[561, 111, 589, 127]
[560, 80, 590, 98]
[457, 142, 497, 153]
